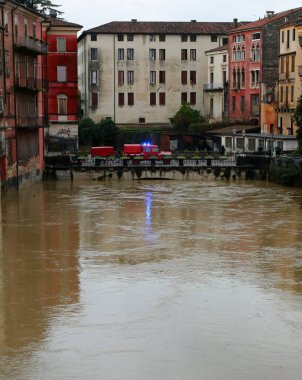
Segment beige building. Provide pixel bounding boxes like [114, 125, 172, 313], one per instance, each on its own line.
[204, 45, 228, 122]
[277, 20, 302, 135]
[78, 20, 236, 127]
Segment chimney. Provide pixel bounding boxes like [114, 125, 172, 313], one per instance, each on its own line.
[191, 20, 197, 23]
[233, 18, 238, 28]
[266, 11, 274, 19]
[131, 19, 137, 22]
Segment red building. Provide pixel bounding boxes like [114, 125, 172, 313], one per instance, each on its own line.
[228, 8, 302, 128]
[42, 16, 82, 154]
[0, 0, 48, 192]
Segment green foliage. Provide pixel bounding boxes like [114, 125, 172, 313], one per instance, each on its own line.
[293, 95, 302, 154]
[15, 0, 63, 15]
[170, 104, 204, 131]
[269, 157, 302, 187]
[78, 118, 119, 147]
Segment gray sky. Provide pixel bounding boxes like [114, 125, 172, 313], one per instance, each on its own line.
[60, 0, 302, 31]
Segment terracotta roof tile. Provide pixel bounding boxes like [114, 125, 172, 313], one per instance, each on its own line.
[48, 18, 82, 29]
[230, 7, 302, 32]
[83, 21, 242, 35]
[205, 44, 228, 54]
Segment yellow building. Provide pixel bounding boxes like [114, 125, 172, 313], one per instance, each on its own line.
[277, 21, 302, 135]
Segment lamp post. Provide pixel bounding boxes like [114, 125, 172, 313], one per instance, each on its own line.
[232, 128, 236, 154]
[242, 129, 246, 153]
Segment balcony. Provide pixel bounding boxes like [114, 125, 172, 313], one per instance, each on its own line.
[15, 76, 48, 91]
[203, 83, 224, 91]
[14, 36, 48, 55]
[15, 116, 49, 128]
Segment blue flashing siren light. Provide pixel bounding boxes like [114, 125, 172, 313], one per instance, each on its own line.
[142, 142, 151, 146]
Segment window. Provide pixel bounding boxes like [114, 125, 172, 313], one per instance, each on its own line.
[210, 72, 214, 84]
[33, 24, 36, 38]
[118, 93, 124, 106]
[181, 35, 188, 42]
[127, 34, 134, 41]
[190, 35, 196, 42]
[159, 49, 165, 60]
[223, 54, 227, 62]
[291, 55, 295, 72]
[159, 34, 165, 42]
[91, 48, 98, 60]
[181, 49, 187, 60]
[149, 49, 156, 60]
[159, 92, 166, 105]
[58, 94, 67, 115]
[210, 56, 214, 64]
[211, 36, 218, 42]
[290, 85, 294, 103]
[223, 70, 227, 84]
[150, 71, 156, 84]
[4, 13, 8, 33]
[57, 66, 67, 82]
[280, 86, 284, 102]
[91, 33, 97, 41]
[210, 98, 214, 115]
[139, 117, 145, 123]
[190, 71, 196, 84]
[159, 71, 165, 84]
[181, 71, 187, 85]
[118, 70, 124, 85]
[14, 16, 18, 39]
[91, 92, 98, 108]
[281, 31, 284, 43]
[240, 96, 245, 112]
[57, 38, 66, 52]
[90, 70, 97, 85]
[127, 70, 134, 84]
[232, 96, 236, 111]
[252, 32, 260, 40]
[190, 49, 196, 61]
[280, 56, 284, 73]
[128, 93, 134, 106]
[150, 34, 156, 42]
[118, 48, 124, 60]
[287, 30, 290, 49]
[293, 28, 296, 41]
[24, 20, 28, 37]
[5, 51, 9, 77]
[127, 48, 134, 60]
[223, 37, 228, 45]
[150, 92, 156, 106]
[181, 92, 187, 104]
[190, 92, 196, 105]
[118, 34, 124, 41]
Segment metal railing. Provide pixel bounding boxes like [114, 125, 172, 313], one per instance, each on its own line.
[15, 116, 49, 128]
[14, 36, 48, 55]
[15, 76, 47, 90]
[203, 83, 224, 91]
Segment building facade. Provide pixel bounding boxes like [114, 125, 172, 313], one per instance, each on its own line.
[42, 17, 82, 154]
[204, 45, 228, 122]
[0, 0, 48, 192]
[228, 8, 302, 130]
[78, 20, 236, 127]
[276, 20, 302, 135]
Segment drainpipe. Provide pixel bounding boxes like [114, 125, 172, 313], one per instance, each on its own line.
[11, 4, 19, 190]
[113, 34, 116, 123]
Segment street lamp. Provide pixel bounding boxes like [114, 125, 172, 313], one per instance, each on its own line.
[242, 129, 246, 153]
[232, 128, 236, 154]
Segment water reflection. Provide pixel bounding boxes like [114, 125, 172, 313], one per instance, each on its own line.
[0, 179, 302, 379]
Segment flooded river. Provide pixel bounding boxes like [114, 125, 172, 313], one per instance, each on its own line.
[1, 178, 302, 379]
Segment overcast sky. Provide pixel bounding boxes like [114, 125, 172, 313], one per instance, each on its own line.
[59, 0, 302, 31]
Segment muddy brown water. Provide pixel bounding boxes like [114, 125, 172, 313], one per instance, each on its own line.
[1, 179, 302, 380]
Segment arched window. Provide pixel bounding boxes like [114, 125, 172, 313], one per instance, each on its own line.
[58, 94, 67, 115]
[233, 68, 237, 88]
[241, 67, 245, 87]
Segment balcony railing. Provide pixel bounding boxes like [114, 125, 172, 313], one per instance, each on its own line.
[14, 36, 48, 55]
[203, 83, 224, 91]
[15, 76, 48, 91]
[15, 116, 49, 128]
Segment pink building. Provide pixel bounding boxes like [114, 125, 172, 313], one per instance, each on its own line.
[0, 0, 48, 192]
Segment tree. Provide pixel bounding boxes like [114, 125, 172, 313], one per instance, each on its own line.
[170, 104, 204, 131]
[78, 118, 119, 147]
[15, 1, 63, 16]
[292, 95, 302, 154]
[78, 117, 95, 146]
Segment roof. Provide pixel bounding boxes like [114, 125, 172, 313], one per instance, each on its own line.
[47, 18, 82, 29]
[230, 7, 302, 32]
[205, 44, 228, 54]
[78, 20, 243, 40]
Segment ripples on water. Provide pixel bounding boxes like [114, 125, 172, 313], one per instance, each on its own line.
[1, 179, 302, 380]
